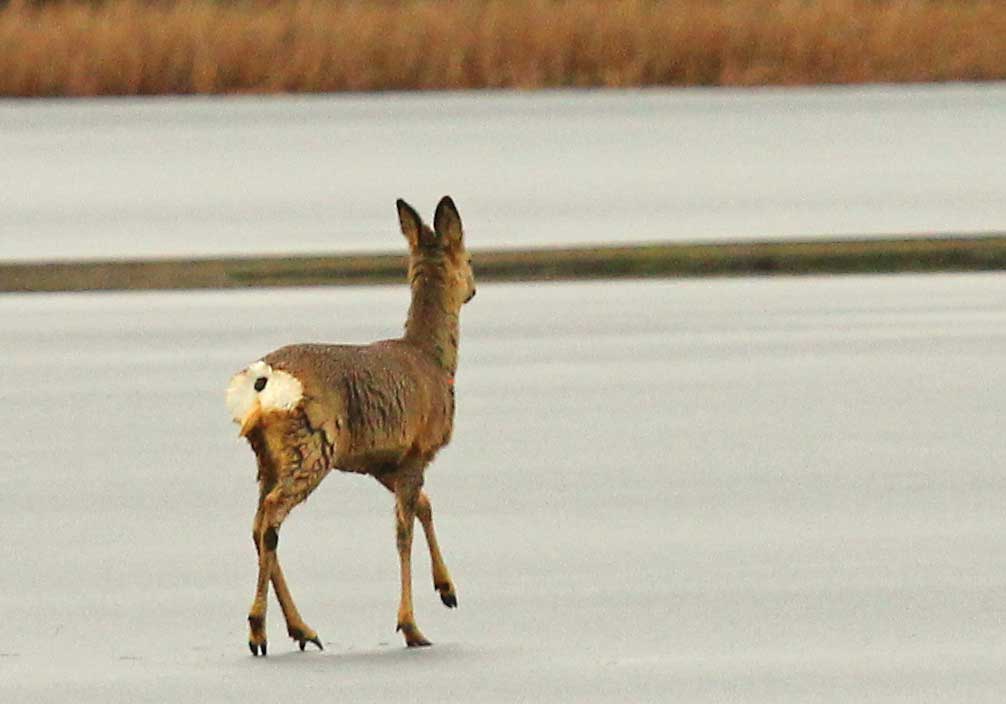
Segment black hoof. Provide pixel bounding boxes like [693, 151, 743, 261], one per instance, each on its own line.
[290, 626, 324, 652]
[397, 622, 432, 647]
[299, 636, 323, 652]
[435, 583, 458, 608]
[249, 641, 267, 657]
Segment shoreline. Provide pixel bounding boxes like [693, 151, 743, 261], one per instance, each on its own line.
[3, 236, 1004, 293]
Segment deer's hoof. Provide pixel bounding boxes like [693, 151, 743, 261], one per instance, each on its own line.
[298, 636, 324, 651]
[289, 625, 324, 652]
[435, 582, 458, 608]
[397, 622, 432, 647]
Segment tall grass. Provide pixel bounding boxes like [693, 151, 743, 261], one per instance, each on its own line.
[1, 0, 1004, 97]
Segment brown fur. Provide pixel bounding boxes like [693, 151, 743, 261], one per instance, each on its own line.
[241, 196, 474, 655]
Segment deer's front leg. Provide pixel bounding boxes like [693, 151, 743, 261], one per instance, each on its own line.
[394, 473, 430, 647]
[416, 491, 458, 608]
[376, 475, 458, 612]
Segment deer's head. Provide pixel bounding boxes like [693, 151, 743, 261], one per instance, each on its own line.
[397, 196, 476, 307]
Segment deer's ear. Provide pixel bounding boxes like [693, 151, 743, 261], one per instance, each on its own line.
[396, 199, 423, 249]
[434, 196, 463, 250]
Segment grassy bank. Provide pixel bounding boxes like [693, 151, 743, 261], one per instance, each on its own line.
[2, 0, 1005, 97]
[3, 236, 1004, 293]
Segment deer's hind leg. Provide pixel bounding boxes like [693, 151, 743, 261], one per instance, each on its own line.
[248, 465, 330, 656]
[271, 557, 323, 652]
[248, 501, 276, 656]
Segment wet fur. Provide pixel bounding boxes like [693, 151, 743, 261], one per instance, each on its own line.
[232, 196, 474, 654]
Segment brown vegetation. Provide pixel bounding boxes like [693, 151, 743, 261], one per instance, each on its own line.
[1, 0, 1004, 96]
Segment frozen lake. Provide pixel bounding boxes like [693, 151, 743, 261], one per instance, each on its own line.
[2, 83, 1005, 262]
[2, 273, 1005, 702]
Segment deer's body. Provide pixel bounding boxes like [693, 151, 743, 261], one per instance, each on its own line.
[226, 197, 474, 655]
[257, 341, 454, 473]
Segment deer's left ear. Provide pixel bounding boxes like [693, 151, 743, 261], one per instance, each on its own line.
[434, 196, 463, 250]
[397, 198, 423, 249]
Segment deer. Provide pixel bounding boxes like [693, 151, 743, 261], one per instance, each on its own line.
[225, 196, 475, 656]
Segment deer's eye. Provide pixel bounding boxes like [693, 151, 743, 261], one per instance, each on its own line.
[254, 377, 268, 392]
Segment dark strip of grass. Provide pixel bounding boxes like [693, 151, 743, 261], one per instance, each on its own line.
[2, 236, 1005, 294]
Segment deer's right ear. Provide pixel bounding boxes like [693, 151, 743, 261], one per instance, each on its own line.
[396, 199, 422, 249]
[433, 195, 463, 249]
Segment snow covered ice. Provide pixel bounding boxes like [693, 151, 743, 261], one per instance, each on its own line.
[2, 274, 1005, 702]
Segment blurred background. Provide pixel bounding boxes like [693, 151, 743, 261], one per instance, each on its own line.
[1, 0, 1005, 267]
[3, 0, 1006, 96]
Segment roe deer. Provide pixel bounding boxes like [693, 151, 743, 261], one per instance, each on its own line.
[225, 196, 475, 655]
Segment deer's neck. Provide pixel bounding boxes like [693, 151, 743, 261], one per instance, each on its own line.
[403, 264, 461, 375]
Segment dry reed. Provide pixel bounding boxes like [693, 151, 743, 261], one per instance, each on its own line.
[1, 0, 1004, 97]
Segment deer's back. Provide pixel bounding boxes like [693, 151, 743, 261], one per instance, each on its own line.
[264, 341, 455, 472]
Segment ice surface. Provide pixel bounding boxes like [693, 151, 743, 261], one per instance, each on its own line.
[2, 274, 1005, 702]
[2, 83, 1005, 262]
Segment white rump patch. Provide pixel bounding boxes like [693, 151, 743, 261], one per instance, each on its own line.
[225, 359, 304, 425]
